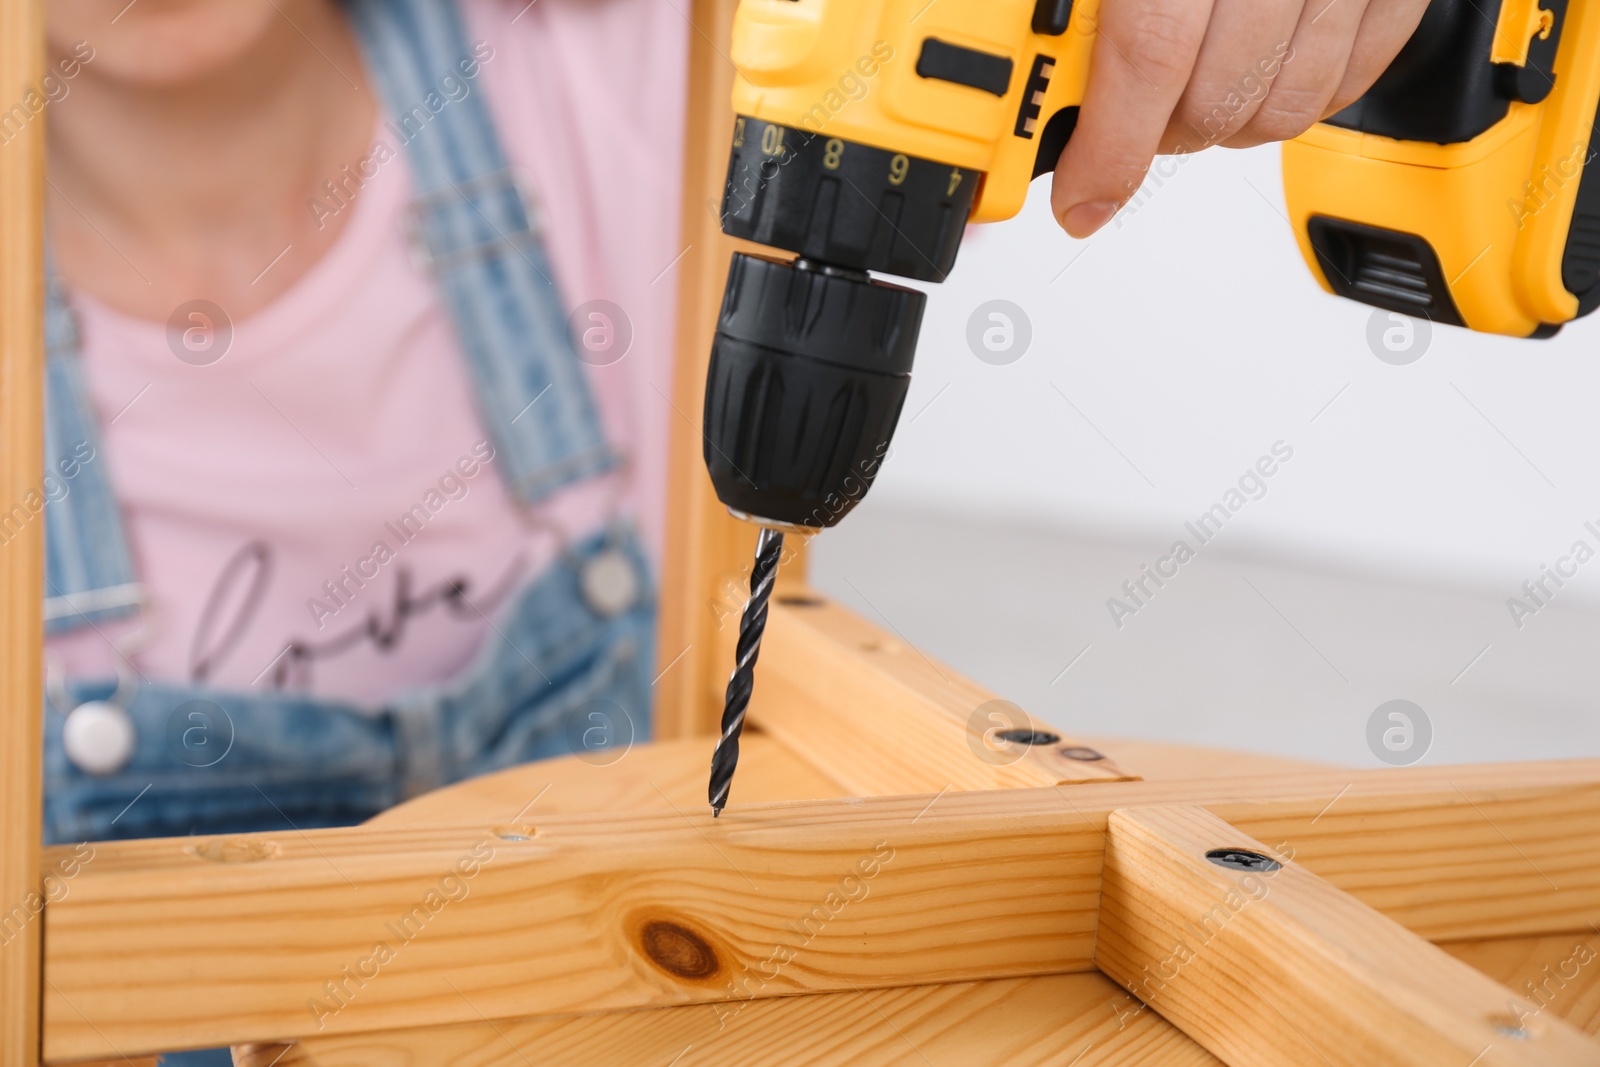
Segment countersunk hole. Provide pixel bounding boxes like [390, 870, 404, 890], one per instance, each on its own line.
[1205, 848, 1282, 873]
[638, 920, 721, 981]
[994, 728, 1060, 746]
[494, 825, 539, 841]
[1058, 746, 1105, 761]
[776, 595, 825, 607]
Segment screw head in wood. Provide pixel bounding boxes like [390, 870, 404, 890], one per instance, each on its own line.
[1205, 848, 1282, 873]
[994, 728, 1060, 746]
[968, 701, 1052, 766]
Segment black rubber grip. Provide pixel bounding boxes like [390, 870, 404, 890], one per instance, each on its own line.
[703, 255, 925, 529]
[1561, 95, 1600, 318]
[1328, 0, 1508, 144]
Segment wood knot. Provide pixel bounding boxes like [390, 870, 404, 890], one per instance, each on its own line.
[638, 919, 721, 980]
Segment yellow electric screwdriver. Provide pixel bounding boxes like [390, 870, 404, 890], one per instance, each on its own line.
[701, 0, 1600, 814]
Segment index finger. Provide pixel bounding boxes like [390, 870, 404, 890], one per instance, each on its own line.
[1051, 0, 1214, 237]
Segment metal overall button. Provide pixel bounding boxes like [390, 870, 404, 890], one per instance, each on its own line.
[580, 547, 640, 619]
[61, 700, 137, 776]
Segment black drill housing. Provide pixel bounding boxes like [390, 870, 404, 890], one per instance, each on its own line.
[702, 118, 978, 529]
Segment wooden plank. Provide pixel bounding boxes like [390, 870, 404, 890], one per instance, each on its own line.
[754, 594, 1137, 793]
[368, 735, 849, 825]
[230, 973, 1220, 1067]
[1443, 933, 1600, 1038]
[370, 732, 1323, 830]
[1199, 768, 1600, 945]
[228, 936, 1600, 1067]
[653, 0, 777, 741]
[0, 0, 46, 1064]
[40, 761, 1600, 1060]
[1094, 805, 1600, 1066]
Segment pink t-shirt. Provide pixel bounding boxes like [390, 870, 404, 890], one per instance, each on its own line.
[49, 0, 687, 707]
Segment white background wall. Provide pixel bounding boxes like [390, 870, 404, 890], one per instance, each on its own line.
[869, 141, 1600, 605]
[809, 141, 1600, 768]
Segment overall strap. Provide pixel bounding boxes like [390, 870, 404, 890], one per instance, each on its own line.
[40, 269, 141, 635]
[41, 0, 615, 637]
[342, 0, 617, 503]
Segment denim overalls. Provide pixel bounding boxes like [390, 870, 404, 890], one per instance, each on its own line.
[42, 0, 656, 845]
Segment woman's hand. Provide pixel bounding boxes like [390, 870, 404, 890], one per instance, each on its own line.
[1051, 0, 1432, 237]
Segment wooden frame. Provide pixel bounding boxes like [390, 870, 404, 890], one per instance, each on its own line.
[2, 0, 46, 1062]
[4, 1, 1599, 1065]
[36, 756, 1600, 1061]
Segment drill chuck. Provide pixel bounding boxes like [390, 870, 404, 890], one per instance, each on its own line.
[703, 253, 925, 530]
[704, 119, 974, 529]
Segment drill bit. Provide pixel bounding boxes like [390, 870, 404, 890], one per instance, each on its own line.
[708, 527, 784, 817]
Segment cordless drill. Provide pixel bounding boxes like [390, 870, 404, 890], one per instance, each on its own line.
[703, 0, 1600, 814]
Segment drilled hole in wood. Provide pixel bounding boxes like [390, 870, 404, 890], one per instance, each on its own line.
[188, 839, 279, 864]
[776, 595, 825, 607]
[1058, 745, 1105, 761]
[638, 919, 722, 981]
[494, 825, 538, 842]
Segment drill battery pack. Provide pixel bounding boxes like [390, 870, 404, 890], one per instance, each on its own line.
[1285, 0, 1600, 336]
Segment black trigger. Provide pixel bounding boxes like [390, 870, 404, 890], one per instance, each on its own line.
[1032, 106, 1080, 179]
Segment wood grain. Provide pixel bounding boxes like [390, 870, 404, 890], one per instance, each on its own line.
[1095, 805, 1600, 1066]
[40, 761, 1600, 1060]
[366, 735, 1337, 831]
[370, 732, 1330, 830]
[235, 935, 1600, 1066]
[0, 0, 46, 1064]
[232, 973, 1220, 1067]
[754, 594, 1136, 794]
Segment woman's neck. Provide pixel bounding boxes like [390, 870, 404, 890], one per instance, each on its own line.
[47, 3, 376, 323]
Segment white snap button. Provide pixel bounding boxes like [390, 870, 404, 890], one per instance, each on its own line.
[580, 549, 639, 619]
[62, 701, 137, 776]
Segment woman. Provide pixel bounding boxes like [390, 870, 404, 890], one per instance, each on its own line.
[43, 0, 681, 844]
